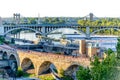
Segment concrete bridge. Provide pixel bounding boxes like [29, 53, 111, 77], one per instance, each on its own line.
[1, 24, 120, 40]
[17, 50, 90, 76]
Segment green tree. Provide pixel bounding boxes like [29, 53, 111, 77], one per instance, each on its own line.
[76, 49, 117, 80]
[106, 48, 114, 56]
[0, 36, 5, 44]
[76, 66, 91, 80]
[28, 18, 37, 24]
[90, 56, 102, 80]
[77, 17, 120, 35]
[90, 50, 117, 80]
[16, 67, 24, 77]
[116, 37, 120, 58]
[59, 69, 73, 80]
[42, 17, 65, 24]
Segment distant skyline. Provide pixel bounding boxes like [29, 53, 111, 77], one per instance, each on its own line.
[0, 0, 120, 17]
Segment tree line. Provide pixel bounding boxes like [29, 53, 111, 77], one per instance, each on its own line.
[19, 17, 65, 24]
[78, 18, 120, 35]
[78, 18, 120, 27]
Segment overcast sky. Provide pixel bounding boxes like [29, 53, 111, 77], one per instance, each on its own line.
[0, 0, 120, 17]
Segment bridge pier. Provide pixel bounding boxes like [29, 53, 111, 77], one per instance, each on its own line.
[85, 26, 91, 39]
[0, 26, 4, 36]
[41, 27, 45, 33]
[0, 17, 4, 35]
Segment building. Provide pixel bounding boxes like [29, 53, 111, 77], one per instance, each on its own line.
[79, 40, 101, 58]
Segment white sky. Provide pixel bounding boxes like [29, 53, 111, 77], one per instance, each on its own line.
[0, 0, 120, 17]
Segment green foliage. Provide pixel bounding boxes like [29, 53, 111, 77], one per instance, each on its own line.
[0, 36, 11, 44]
[42, 17, 65, 24]
[59, 68, 73, 80]
[39, 75, 55, 80]
[16, 67, 30, 77]
[61, 75, 73, 80]
[78, 18, 120, 27]
[0, 36, 5, 44]
[91, 56, 100, 66]
[78, 18, 120, 35]
[76, 66, 91, 80]
[77, 49, 119, 80]
[105, 48, 114, 56]
[28, 18, 37, 24]
[90, 51, 117, 80]
[29, 74, 36, 77]
[53, 68, 58, 73]
[59, 68, 65, 77]
[116, 37, 120, 58]
[16, 67, 24, 77]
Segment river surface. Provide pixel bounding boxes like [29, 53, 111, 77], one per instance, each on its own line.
[11, 32, 118, 51]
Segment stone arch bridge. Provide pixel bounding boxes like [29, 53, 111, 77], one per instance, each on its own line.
[0, 45, 90, 77]
[17, 50, 90, 76]
[0, 45, 19, 77]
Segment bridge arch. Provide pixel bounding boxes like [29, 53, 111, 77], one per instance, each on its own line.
[21, 57, 35, 74]
[9, 54, 18, 72]
[0, 51, 3, 59]
[9, 54, 17, 60]
[64, 64, 79, 76]
[46, 28, 86, 36]
[2, 51, 8, 60]
[3, 27, 42, 36]
[90, 27, 120, 35]
[9, 50, 20, 66]
[38, 61, 58, 75]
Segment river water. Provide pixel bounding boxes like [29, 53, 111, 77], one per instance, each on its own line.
[12, 32, 118, 51]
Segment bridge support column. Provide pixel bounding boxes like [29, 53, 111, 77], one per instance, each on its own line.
[85, 26, 90, 39]
[41, 27, 46, 35]
[35, 65, 39, 78]
[0, 26, 4, 36]
[0, 17, 4, 35]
